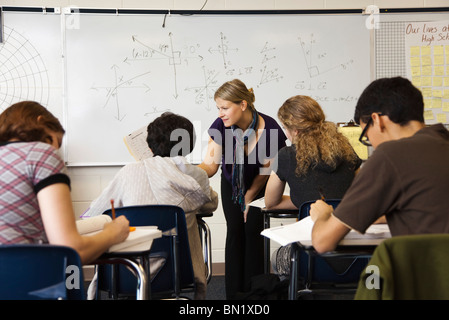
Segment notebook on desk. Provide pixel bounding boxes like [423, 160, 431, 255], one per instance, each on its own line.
[76, 215, 162, 252]
[261, 216, 391, 247]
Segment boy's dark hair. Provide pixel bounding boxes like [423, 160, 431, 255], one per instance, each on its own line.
[354, 77, 424, 125]
[146, 112, 195, 157]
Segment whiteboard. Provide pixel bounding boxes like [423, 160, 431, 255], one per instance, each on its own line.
[64, 12, 371, 165]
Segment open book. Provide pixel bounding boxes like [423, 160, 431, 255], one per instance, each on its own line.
[123, 126, 153, 161]
[76, 215, 161, 252]
[261, 216, 391, 247]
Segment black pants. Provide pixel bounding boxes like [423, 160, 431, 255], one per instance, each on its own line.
[221, 175, 264, 299]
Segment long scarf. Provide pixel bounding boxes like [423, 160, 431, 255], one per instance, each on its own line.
[231, 110, 259, 212]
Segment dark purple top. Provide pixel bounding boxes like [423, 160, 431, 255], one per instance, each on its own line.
[208, 112, 287, 192]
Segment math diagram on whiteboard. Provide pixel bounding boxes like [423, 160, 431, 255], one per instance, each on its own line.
[64, 13, 370, 165]
[89, 31, 288, 120]
[0, 26, 50, 111]
[295, 33, 359, 106]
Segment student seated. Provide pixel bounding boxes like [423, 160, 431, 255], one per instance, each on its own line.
[264, 95, 362, 278]
[83, 112, 218, 300]
[310, 77, 449, 254]
[0, 101, 130, 264]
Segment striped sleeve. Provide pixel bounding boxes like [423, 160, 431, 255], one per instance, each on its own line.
[26, 142, 70, 193]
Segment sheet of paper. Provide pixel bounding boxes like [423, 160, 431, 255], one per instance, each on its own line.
[249, 197, 266, 209]
[76, 215, 112, 235]
[261, 216, 391, 246]
[108, 227, 162, 252]
[261, 216, 315, 246]
[123, 126, 153, 161]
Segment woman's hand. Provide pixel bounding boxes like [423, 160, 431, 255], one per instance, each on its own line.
[103, 215, 130, 244]
[310, 200, 334, 222]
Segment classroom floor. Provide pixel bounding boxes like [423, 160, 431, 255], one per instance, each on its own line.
[87, 275, 356, 300]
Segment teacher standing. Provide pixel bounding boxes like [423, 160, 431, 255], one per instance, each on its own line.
[199, 79, 287, 299]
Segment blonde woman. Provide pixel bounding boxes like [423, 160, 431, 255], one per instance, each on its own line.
[265, 95, 362, 279]
[199, 79, 287, 299]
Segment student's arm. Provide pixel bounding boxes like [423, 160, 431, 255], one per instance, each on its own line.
[199, 189, 219, 214]
[374, 215, 387, 224]
[264, 172, 297, 210]
[198, 138, 221, 178]
[309, 200, 351, 254]
[38, 183, 130, 264]
[242, 160, 275, 222]
[243, 173, 269, 222]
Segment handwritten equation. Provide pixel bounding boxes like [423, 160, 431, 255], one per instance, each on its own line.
[91, 31, 360, 121]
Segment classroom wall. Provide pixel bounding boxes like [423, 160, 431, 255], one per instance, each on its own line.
[0, 0, 446, 271]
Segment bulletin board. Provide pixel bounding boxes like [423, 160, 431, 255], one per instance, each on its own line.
[374, 10, 449, 125]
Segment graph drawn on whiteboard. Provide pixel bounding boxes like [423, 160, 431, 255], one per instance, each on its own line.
[90, 65, 152, 121]
[185, 66, 220, 110]
[298, 33, 355, 78]
[208, 32, 238, 70]
[92, 32, 210, 120]
[0, 26, 50, 111]
[258, 41, 283, 86]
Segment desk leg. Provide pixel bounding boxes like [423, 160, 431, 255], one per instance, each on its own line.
[264, 214, 270, 274]
[288, 242, 300, 300]
[96, 257, 149, 300]
[141, 255, 152, 299]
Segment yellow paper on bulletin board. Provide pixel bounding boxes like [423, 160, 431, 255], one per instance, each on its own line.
[338, 126, 369, 160]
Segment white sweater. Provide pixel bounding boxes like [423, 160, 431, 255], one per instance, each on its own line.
[84, 155, 218, 299]
[84, 155, 217, 217]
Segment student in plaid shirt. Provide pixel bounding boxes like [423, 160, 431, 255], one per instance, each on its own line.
[0, 101, 129, 264]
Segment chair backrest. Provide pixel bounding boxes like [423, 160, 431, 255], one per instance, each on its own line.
[0, 244, 85, 300]
[98, 204, 195, 298]
[355, 234, 449, 300]
[297, 199, 370, 284]
[298, 199, 342, 220]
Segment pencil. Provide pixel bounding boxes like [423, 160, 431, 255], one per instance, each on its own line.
[110, 199, 116, 220]
[111, 199, 136, 232]
[318, 188, 325, 201]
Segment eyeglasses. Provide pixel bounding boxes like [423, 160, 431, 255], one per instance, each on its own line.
[358, 113, 383, 147]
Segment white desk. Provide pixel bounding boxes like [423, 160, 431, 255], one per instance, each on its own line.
[288, 228, 390, 300]
[93, 228, 162, 300]
[261, 217, 391, 300]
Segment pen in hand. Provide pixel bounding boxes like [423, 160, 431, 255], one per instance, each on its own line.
[110, 199, 116, 220]
[110, 199, 136, 232]
[318, 187, 325, 201]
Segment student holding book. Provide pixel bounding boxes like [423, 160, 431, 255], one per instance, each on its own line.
[0, 101, 130, 264]
[84, 112, 218, 300]
[310, 77, 449, 254]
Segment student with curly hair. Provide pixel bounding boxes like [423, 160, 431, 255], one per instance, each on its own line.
[265, 95, 362, 278]
[265, 95, 361, 210]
